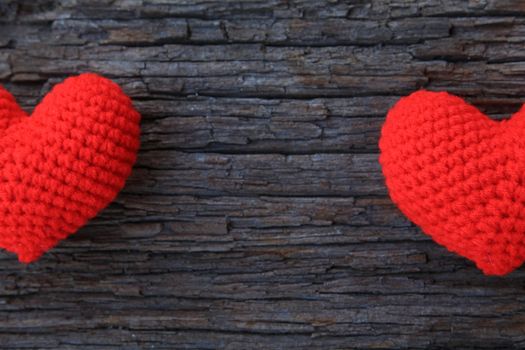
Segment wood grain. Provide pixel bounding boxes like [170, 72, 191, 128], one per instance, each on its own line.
[1, 0, 525, 349]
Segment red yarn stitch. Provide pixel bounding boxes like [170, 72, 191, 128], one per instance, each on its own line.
[0, 73, 140, 263]
[379, 90, 525, 276]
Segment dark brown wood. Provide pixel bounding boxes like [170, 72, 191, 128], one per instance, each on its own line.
[1, 0, 525, 348]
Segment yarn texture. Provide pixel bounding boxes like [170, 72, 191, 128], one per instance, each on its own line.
[379, 90, 525, 276]
[0, 73, 140, 263]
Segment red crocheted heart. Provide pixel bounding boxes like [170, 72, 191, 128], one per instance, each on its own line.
[380, 90, 525, 276]
[0, 74, 140, 263]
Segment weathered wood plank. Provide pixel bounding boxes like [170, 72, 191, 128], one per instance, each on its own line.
[2, 0, 525, 349]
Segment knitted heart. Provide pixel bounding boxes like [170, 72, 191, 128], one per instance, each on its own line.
[0, 74, 140, 263]
[380, 90, 525, 276]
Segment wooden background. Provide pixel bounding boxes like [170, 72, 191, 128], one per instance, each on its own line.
[2, 0, 525, 349]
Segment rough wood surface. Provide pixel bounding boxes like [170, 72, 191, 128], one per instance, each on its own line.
[2, 1, 525, 349]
